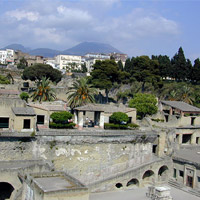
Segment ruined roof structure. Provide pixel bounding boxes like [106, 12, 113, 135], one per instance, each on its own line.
[23, 172, 89, 200]
[161, 101, 200, 113]
[173, 148, 200, 166]
[74, 103, 136, 113]
[28, 100, 68, 112]
[12, 107, 36, 116]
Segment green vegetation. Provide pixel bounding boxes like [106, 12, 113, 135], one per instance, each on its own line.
[129, 93, 158, 119]
[0, 74, 10, 84]
[50, 111, 75, 129]
[109, 112, 129, 124]
[17, 57, 28, 69]
[104, 123, 128, 130]
[89, 60, 129, 103]
[50, 111, 73, 123]
[22, 63, 62, 83]
[30, 77, 56, 103]
[67, 77, 97, 108]
[20, 92, 29, 102]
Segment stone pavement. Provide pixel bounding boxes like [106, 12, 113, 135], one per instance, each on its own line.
[90, 186, 200, 200]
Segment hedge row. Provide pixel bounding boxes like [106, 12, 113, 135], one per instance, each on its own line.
[104, 123, 139, 130]
[49, 122, 76, 129]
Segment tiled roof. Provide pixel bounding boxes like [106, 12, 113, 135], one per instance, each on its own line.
[161, 101, 200, 112]
[74, 103, 136, 113]
[12, 107, 36, 116]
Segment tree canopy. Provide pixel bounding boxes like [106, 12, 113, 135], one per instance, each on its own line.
[129, 93, 158, 119]
[89, 60, 121, 102]
[17, 57, 28, 69]
[22, 63, 62, 83]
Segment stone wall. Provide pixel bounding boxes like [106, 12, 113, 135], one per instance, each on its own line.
[0, 131, 157, 185]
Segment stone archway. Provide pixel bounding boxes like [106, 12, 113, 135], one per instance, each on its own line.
[126, 178, 139, 187]
[158, 165, 169, 181]
[142, 170, 155, 184]
[0, 182, 14, 200]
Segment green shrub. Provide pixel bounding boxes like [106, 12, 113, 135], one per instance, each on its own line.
[151, 118, 164, 122]
[127, 123, 139, 128]
[50, 111, 73, 123]
[0, 74, 10, 84]
[109, 112, 129, 124]
[20, 92, 29, 102]
[49, 122, 75, 129]
[104, 123, 128, 130]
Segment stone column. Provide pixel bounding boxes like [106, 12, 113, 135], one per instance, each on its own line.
[78, 111, 83, 130]
[157, 132, 166, 157]
[74, 110, 78, 124]
[177, 134, 182, 144]
[191, 133, 196, 145]
[99, 112, 104, 129]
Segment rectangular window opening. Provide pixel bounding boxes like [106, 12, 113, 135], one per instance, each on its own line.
[37, 115, 45, 125]
[173, 168, 177, 178]
[23, 119, 30, 129]
[0, 117, 9, 128]
[179, 170, 184, 177]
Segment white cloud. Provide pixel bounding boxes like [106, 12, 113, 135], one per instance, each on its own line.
[0, 0, 180, 54]
[95, 8, 179, 42]
[6, 9, 39, 22]
[57, 6, 92, 22]
[33, 28, 62, 44]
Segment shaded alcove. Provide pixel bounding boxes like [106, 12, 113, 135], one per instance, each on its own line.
[142, 170, 155, 182]
[115, 183, 123, 188]
[0, 182, 14, 200]
[126, 178, 139, 187]
[158, 165, 169, 181]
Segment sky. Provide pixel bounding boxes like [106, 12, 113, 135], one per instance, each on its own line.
[0, 0, 200, 62]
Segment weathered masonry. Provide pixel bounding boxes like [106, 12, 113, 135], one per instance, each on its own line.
[0, 130, 172, 199]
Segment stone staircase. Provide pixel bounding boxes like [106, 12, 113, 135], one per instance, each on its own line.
[168, 178, 200, 198]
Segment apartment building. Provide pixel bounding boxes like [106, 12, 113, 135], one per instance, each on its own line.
[55, 55, 82, 71]
[0, 49, 15, 65]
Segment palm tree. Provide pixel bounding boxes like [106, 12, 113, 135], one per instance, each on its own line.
[179, 85, 194, 105]
[31, 77, 56, 103]
[66, 77, 97, 108]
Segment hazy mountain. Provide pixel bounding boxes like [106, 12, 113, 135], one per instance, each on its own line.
[2, 44, 30, 52]
[63, 42, 122, 56]
[28, 48, 61, 58]
[2, 42, 122, 57]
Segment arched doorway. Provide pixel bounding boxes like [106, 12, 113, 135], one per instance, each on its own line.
[126, 178, 139, 187]
[142, 170, 155, 183]
[0, 182, 14, 200]
[158, 165, 169, 181]
[115, 183, 123, 188]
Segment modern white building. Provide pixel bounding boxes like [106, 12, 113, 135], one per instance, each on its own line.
[55, 55, 82, 71]
[45, 59, 58, 69]
[85, 53, 110, 60]
[0, 49, 15, 65]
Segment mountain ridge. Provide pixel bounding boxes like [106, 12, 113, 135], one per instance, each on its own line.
[1, 42, 122, 58]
